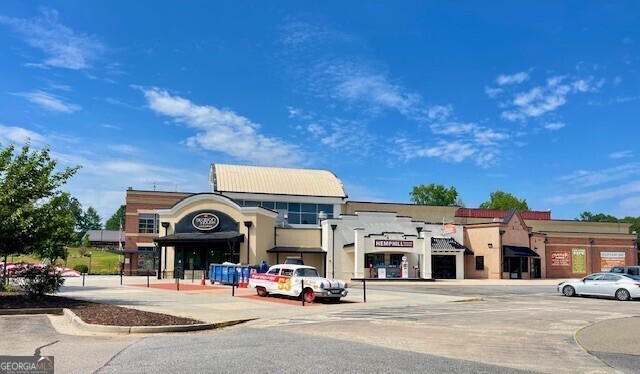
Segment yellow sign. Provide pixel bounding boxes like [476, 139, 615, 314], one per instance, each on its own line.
[572, 249, 586, 274]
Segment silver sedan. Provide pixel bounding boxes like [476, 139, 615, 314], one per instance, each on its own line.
[558, 272, 640, 301]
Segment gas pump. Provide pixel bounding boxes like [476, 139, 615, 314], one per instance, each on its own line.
[401, 256, 409, 279]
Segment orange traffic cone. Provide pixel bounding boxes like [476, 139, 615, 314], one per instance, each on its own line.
[200, 273, 206, 286]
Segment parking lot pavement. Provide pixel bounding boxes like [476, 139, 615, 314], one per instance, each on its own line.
[7, 276, 638, 373]
[576, 316, 640, 373]
[57, 276, 470, 324]
[250, 293, 640, 373]
[0, 315, 141, 374]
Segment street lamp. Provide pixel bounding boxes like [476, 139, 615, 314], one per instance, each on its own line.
[331, 224, 337, 279]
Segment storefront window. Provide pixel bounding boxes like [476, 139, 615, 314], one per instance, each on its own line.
[138, 214, 159, 233]
[137, 247, 155, 270]
[365, 254, 385, 267]
[389, 254, 403, 266]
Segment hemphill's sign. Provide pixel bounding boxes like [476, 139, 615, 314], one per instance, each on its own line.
[374, 240, 413, 248]
[192, 212, 220, 231]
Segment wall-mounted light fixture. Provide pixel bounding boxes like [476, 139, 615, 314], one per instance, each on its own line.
[488, 243, 493, 248]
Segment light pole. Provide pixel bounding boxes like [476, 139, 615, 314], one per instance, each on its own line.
[88, 252, 93, 274]
[331, 224, 337, 279]
[244, 221, 252, 264]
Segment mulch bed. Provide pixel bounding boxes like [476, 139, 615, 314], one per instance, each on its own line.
[0, 292, 203, 326]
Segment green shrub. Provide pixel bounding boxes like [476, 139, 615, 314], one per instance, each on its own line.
[16, 266, 65, 297]
[1, 280, 15, 292]
[73, 264, 89, 273]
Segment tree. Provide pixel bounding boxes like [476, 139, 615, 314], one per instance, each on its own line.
[32, 193, 77, 264]
[578, 212, 640, 240]
[79, 206, 102, 232]
[410, 183, 463, 206]
[577, 211, 618, 223]
[0, 143, 79, 276]
[479, 190, 529, 210]
[105, 205, 126, 231]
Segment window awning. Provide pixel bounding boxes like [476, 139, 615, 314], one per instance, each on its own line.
[503, 245, 539, 257]
[154, 231, 244, 245]
[267, 246, 325, 253]
[432, 237, 474, 255]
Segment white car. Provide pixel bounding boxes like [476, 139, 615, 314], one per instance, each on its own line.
[248, 264, 348, 302]
[558, 272, 640, 301]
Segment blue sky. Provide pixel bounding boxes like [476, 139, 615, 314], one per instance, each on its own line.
[0, 1, 638, 222]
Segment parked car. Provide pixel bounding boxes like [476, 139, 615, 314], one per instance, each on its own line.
[558, 272, 640, 301]
[248, 264, 347, 302]
[609, 266, 640, 276]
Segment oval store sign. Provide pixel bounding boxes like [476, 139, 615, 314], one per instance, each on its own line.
[192, 212, 220, 231]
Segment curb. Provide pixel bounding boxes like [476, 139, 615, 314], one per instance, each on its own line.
[62, 309, 254, 334]
[0, 308, 64, 316]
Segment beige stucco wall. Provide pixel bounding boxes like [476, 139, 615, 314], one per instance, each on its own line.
[156, 194, 276, 273]
[275, 227, 321, 248]
[342, 202, 458, 223]
[527, 220, 632, 234]
[464, 225, 502, 279]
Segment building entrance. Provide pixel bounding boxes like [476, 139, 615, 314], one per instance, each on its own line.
[432, 255, 456, 279]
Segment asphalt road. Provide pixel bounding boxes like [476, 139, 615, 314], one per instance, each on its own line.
[2, 284, 639, 373]
[97, 328, 532, 374]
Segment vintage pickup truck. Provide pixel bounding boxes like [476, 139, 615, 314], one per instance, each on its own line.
[248, 264, 348, 302]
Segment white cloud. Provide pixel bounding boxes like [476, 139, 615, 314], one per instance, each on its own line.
[496, 72, 529, 85]
[13, 90, 81, 113]
[609, 150, 634, 159]
[613, 76, 623, 85]
[547, 180, 640, 205]
[557, 163, 639, 187]
[500, 75, 598, 121]
[393, 128, 504, 167]
[484, 86, 503, 98]
[426, 105, 453, 121]
[0, 8, 106, 69]
[108, 144, 139, 154]
[142, 88, 304, 165]
[0, 124, 45, 144]
[279, 20, 353, 49]
[322, 63, 425, 120]
[544, 122, 565, 130]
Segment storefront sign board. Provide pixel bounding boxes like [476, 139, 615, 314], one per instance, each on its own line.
[572, 249, 586, 274]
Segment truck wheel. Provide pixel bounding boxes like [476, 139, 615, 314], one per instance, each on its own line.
[303, 288, 316, 303]
[256, 287, 268, 297]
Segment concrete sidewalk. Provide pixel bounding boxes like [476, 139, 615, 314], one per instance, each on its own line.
[57, 275, 472, 325]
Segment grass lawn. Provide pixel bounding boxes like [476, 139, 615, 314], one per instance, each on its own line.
[6, 247, 122, 274]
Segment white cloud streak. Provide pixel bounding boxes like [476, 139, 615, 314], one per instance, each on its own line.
[0, 8, 106, 70]
[609, 150, 634, 159]
[0, 124, 46, 144]
[496, 72, 529, 85]
[544, 122, 565, 130]
[557, 163, 639, 187]
[142, 88, 304, 165]
[499, 76, 600, 121]
[13, 90, 81, 113]
[547, 180, 640, 205]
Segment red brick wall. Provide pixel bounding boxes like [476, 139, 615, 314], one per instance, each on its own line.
[545, 236, 636, 278]
[123, 190, 192, 275]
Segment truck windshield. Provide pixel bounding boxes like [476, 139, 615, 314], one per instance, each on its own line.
[295, 268, 319, 277]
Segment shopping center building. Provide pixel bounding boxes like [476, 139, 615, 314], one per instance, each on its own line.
[123, 163, 638, 281]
